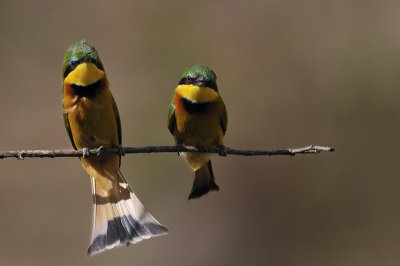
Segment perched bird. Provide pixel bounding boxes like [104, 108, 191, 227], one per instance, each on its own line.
[168, 65, 228, 199]
[62, 40, 167, 256]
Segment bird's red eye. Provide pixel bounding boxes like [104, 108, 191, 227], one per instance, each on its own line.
[186, 76, 192, 82]
[70, 60, 78, 69]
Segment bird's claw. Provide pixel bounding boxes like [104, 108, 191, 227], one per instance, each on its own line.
[176, 143, 184, 156]
[118, 145, 126, 156]
[82, 147, 90, 158]
[218, 145, 228, 157]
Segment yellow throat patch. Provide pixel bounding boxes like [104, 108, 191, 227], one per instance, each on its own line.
[175, 84, 219, 102]
[64, 62, 105, 86]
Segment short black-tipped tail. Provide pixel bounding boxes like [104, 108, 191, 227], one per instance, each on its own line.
[188, 161, 219, 200]
[88, 171, 168, 256]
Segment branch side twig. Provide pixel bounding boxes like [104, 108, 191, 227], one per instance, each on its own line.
[0, 145, 335, 160]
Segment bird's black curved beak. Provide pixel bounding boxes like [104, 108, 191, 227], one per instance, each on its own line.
[83, 52, 92, 63]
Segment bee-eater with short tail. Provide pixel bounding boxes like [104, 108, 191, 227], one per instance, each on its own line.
[168, 65, 228, 199]
[62, 40, 168, 256]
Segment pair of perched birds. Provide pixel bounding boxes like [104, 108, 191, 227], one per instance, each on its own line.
[62, 41, 228, 256]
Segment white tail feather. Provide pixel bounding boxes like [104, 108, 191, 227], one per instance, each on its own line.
[87, 172, 168, 256]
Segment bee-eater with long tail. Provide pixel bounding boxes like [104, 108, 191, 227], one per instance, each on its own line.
[62, 40, 168, 256]
[168, 65, 228, 199]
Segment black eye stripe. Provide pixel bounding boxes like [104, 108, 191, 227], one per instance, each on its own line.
[178, 76, 218, 91]
[63, 57, 104, 79]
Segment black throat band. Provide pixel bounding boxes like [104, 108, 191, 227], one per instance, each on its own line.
[70, 79, 104, 98]
[181, 97, 211, 114]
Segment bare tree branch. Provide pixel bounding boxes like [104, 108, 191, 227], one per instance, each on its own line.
[0, 145, 335, 160]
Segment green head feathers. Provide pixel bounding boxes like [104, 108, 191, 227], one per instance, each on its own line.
[179, 65, 218, 91]
[62, 40, 104, 78]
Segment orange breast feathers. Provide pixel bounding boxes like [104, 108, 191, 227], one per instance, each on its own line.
[172, 90, 225, 147]
[63, 81, 120, 150]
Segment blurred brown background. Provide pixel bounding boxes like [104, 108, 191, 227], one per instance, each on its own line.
[0, 0, 399, 265]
